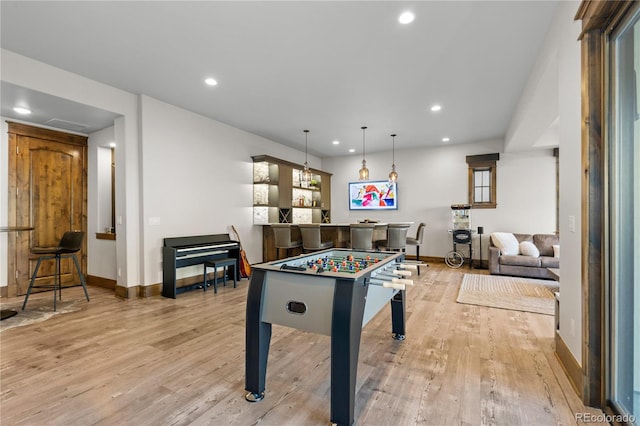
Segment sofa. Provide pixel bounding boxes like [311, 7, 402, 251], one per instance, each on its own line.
[489, 232, 559, 280]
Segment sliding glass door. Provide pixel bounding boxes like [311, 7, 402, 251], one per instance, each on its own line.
[609, 3, 639, 422]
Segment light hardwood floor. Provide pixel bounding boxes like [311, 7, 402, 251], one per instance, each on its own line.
[1, 264, 605, 425]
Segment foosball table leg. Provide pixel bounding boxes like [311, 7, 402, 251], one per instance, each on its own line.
[390, 290, 406, 340]
[245, 270, 272, 402]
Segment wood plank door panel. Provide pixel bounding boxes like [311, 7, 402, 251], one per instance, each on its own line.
[7, 122, 87, 297]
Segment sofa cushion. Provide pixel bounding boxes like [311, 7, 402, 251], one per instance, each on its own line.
[533, 234, 559, 257]
[519, 241, 540, 257]
[540, 256, 560, 268]
[513, 233, 534, 243]
[499, 255, 541, 267]
[491, 232, 520, 256]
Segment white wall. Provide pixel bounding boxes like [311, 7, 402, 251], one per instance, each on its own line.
[139, 95, 320, 285]
[505, 1, 582, 362]
[87, 126, 117, 280]
[322, 140, 557, 260]
[1, 49, 142, 289]
[505, 46, 560, 151]
[0, 50, 321, 290]
[556, 3, 582, 365]
[1, 119, 12, 287]
[635, 24, 640, 394]
[0, 117, 119, 286]
[1, 0, 582, 315]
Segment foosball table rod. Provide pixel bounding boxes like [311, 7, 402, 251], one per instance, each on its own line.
[370, 278, 406, 290]
[373, 274, 414, 286]
[398, 263, 418, 271]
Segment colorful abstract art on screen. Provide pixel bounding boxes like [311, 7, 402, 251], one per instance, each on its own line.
[349, 181, 398, 210]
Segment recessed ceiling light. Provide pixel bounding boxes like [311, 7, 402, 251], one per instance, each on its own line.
[442, 137, 450, 142]
[204, 77, 218, 86]
[398, 11, 415, 24]
[333, 140, 340, 145]
[430, 105, 442, 112]
[349, 148, 355, 153]
[13, 106, 31, 115]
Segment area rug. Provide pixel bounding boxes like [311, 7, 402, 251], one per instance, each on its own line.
[0, 299, 80, 333]
[456, 273, 559, 315]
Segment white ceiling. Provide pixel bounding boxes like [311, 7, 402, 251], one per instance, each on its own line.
[0, 81, 121, 134]
[0, 1, 558, 157]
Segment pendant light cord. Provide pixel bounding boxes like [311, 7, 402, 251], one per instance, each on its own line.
[392, 134, 395, 165]
[304, 130, 309, 165]
[361, 126, 367, 162]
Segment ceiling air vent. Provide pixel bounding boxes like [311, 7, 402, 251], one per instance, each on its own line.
[45, 118, 88, 132]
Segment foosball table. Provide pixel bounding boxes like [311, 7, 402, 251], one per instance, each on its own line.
[244, 248, 416, 426]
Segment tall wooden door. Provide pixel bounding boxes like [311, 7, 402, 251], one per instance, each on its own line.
[7, 122, 87, 297]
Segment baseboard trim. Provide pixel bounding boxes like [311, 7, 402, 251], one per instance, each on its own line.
[138, 283, 161, 298]
[114, 273, 226, 299]
[87, 275, 116, 290]
[406, 255, 444, 264]
[115, 285, 138, 299]
[406, 256, 487, 266]
[555, 331, 583, 399]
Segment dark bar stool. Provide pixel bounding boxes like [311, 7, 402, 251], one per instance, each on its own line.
[203, 258, 237, 293]
[22, 231, 90, 312]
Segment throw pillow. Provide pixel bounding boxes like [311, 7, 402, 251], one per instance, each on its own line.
[553, 244, 560, 258]
[490, 232, 520, 256]
[519, 241, 540, 257]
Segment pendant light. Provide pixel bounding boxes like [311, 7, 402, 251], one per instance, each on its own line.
[302, 129, 312, 183]
[358, 126, 369, 180]
[388, 133, 398, 183]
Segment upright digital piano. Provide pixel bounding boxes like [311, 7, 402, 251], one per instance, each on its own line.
[162, 233, 239, 298]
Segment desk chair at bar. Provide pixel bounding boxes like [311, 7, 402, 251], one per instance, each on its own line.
[299, 223, 334, 253]
[22, 231, 90, 311]
[349, 223, 375, 250]
[271, 224, 302, 259]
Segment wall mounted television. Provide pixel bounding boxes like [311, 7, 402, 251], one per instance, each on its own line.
[348, 181, 398, 210]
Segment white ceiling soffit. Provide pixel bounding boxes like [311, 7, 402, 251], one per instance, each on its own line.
[0, 81, 120, 135]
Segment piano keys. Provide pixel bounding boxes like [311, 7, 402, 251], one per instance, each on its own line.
[162, 233, 240, 298]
